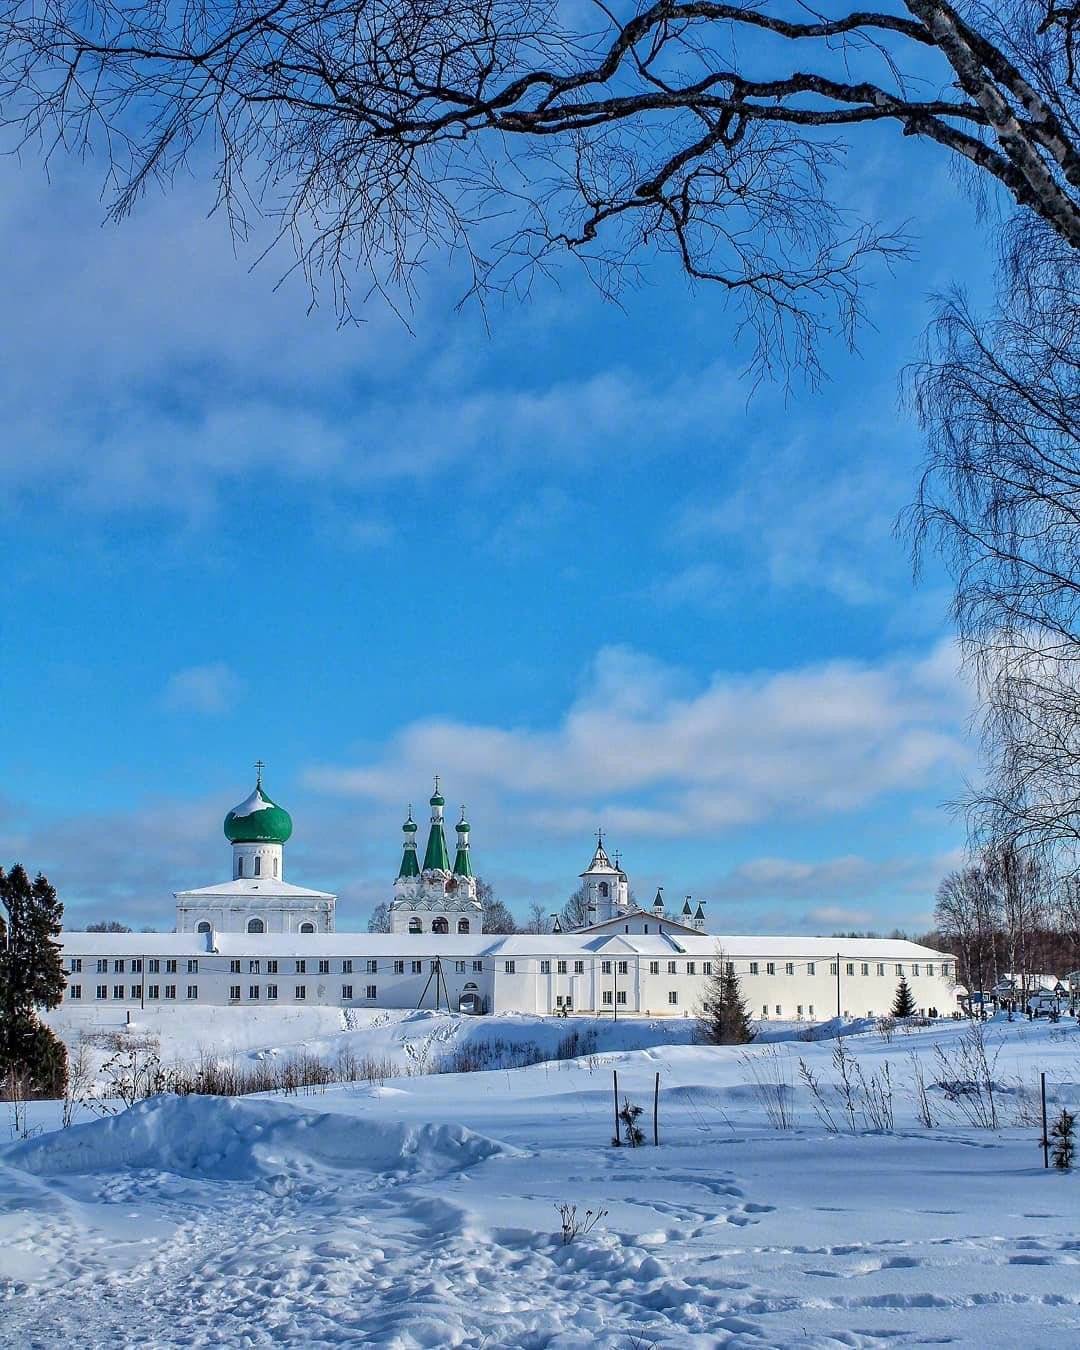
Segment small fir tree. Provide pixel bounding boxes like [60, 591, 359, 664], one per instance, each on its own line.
[1051, 1108, 1076, 1171]
[697, 956, 755, 1045]
[891, 976, 917, 1019]
[614, 1098, 645, 1147]
[0, 865, 68, 1100]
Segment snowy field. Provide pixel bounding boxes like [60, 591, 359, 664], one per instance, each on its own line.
[3, 1011, 1080, 1348]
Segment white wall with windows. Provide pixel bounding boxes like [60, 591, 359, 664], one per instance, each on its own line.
[56, 931, 958, 1020]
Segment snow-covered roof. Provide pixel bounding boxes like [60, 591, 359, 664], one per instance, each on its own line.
[57, 930, 953, 961]
[174, 878, 336, 901]
[571, 908, 702, 937]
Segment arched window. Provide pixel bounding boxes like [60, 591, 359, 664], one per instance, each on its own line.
[432, 916, 449, 934]
[408, 917, 423, 934]
[457, 918, 470, 934]
[299, 921, 315, 934]
[273, 857, 279, 878]
[599, 881, 609, 898]
[236, 857, 244, 878]
[254, 856, 261, 877]
[196, 921, 211, 934]
[247, 917, 265, 934]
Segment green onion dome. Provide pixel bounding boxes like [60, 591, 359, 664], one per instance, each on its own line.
[403, 813, 418, 834]
[430, 790, 445, 808]
[224, 782, 293, 845]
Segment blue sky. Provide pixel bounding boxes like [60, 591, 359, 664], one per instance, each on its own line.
[0, 121, 998, 932]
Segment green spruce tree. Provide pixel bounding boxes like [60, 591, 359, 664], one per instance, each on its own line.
[697, 955, 755, 1045]
[891, 976, 917, 1019]
[0, 865, 68, 1100]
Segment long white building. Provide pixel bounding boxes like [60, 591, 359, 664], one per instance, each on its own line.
[55, 775, 958, 1021]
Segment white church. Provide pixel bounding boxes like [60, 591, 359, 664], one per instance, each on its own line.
[56, 773, 959, 1021]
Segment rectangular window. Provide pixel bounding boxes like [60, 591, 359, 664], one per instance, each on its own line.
[254, 856, 261, 877]
[749, 962, 759, 975]
[687, 961, 696, 975]
[165, 984, 176, 1000]
[230, 985, 241, 1001]
[896, 964, 904, 976]
[114, 959, 125, 974]
[943, 963, 952, 978]
[411, 960, 422, 975]
[877, 963, 885, 976]
[166, 959, 177, 974]
[113, 984, 124, 999]
[249, 960, 260, 974]
[394, 960, 405, 974]
[861, 963, 869, 976]
[455, 961, 466, 973]
[668, 991, 678, 1006]
[96, 985, 107, 999]
[618, 961, 628, 975]
[649, 961, 660, 975]
[601, 960, 612, 974]
[602, 990, 613, 1005]
[557, 960, 567, 974]
[927, 963, 935, 976]
[147, 985, 159, 1000]
[830, 962, 838, 976]
[797, 1004, 804, 1016]
[295, 985, 306, 1000]
[809, 1004, 815, 1016]
[296, 959, 306, 974]
[186, 985, 198, 1000]
[775, 1005, 782, 1016]
[69, 984, 82, 1000]
[807, 961, 815, 975]
[574, 961, 584, 974]
[540, 960, 550, 974]
[766, 962, 776, 975]
[319, 960, 330, 975]
[130, 985, 142, 1000]
[912, 963, 920, 977]
[69, 957, 82, 973]
[342, 985, 353, 1000]
[616, 991, 627, 1005]
[267, 959, 278, 974]
[267, 984, 278, 1000]
[96, 959, 107, 973]
[366, 985, 377, 1000]
[473, 961, 484, 973]
[505, 961, 516, 974]
[785, 962, 794, 976]
[846, 963, 855, 977]
[667, 961, 677, 975]
[249, 985, 260, 1000]
[132, 959, 142, 974]
[149, 959, 160, 974]
[230, 960, 241, 974]
[187, 959, 199, 974]
[762, 1004, 769, 1016]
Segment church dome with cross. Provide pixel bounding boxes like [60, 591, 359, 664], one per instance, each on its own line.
[223, 763, 293, 845]
[388, 776, 483, 935]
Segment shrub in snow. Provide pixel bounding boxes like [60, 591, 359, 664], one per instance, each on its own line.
[554, 1202, 608, 1244]
[742, 1046, 796, 1129]
[614, 1097, 645, 1147]
[931, 1021, 1002, 1129]
[1051, 1108, 1076, 1170]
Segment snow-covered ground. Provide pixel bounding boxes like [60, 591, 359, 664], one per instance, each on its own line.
[4, 1012, 1080, 1347]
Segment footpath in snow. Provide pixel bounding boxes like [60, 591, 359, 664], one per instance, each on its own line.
[3, 1013, 1080, 1347]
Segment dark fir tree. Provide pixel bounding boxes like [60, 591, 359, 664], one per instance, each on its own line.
[697, 957, 755, 1045]
[892, 977, 917, 1019]
[1051, 1108, 1076, 1171]
[0, 865, 68, 1099]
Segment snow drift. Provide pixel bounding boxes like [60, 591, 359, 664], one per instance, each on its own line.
[6, 1093, 517, 1181]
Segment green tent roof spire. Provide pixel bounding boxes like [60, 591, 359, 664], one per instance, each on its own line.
[397, 807, 420, 879]
[453, 806, 475, 879]
[423, 777, 451, 872]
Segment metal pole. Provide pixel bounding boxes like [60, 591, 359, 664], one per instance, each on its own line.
[836, 952, 842, 1020]
[653, 1071, 660, 1146]
[614, 961, 618, 1022]
[1042, 1071, 1050, 1169]
[613, 1069, 620, 1144]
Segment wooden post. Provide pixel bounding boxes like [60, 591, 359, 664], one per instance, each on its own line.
[1042, 1071, 1050, 1169]
[653, 1071, 660, 1146]
[613, 1068, 620, 1145]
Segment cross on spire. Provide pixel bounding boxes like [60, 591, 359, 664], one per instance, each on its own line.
[433, 773, 441, 795]
[254, 759, 265, 787]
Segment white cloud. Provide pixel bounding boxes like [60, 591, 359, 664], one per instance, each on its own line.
[162, 663, 244, 716]
[305, 639, 972, 836]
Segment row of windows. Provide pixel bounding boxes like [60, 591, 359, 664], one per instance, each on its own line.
[225, 984, 381, 1002]
[71, 956, 491, 978]
[78, 985, 200, 1001]
[197, 919, 315, 935]
[234, 855, 279, 879]
[72, 958, 201, 975]
[407, 917, 471, 934]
